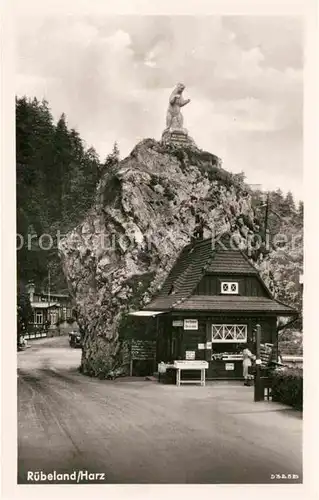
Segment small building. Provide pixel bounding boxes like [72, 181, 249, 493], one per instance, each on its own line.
[25, 282, 76, 333]
[131, 235, 298, 379]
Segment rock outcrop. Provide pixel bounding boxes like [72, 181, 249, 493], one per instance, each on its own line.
[59, 138, 260, 377]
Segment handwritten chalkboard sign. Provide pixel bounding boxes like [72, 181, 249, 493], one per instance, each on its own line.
[260, 343, 273, 368]
[131, 340, 156, 361]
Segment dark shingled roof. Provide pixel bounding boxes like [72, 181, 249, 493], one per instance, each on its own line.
[159, 238, 214, 297]
[142, 235, 298, 316]
[143, 296, 183, 311]
[156, 236, 258, 300]
[206, 249, 258, 274]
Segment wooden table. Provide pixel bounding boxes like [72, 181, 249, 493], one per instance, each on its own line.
[173, 361, 209, 387]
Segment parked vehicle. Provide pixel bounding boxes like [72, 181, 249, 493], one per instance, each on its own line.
[69, 331, 82, 348]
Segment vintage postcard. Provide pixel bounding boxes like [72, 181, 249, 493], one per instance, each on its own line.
[1, 0, 318, 499]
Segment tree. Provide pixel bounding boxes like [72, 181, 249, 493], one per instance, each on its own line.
[297, 200, 303, 218]
[295, 200, 304, 229]
[281, 191, 296, 218]
[16, 96, 102, 291]
[101, 142, 120, 174]
[17, 282, 33, 344]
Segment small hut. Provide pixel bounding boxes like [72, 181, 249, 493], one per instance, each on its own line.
[130, 235, 298, 380]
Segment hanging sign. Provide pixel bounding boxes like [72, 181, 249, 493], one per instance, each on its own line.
[225, 363, 235, 371]
[172, 320, 184, 327]
[198, 343, 205, 350]
[184, 319, 198, 330]
[185, 351, 196, 360]
[206, 341, 212, 349]
[260, 343, 273, 367]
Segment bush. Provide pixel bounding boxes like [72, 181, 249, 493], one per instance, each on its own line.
[271, 367, 303, 410]
[66, 317, 76, 324]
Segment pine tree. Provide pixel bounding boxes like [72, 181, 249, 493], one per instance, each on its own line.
[103, 142, 120, 170]
[16, 96, 102, 290]
[281, 190, 296, 218]
[296, 200, 304, 228]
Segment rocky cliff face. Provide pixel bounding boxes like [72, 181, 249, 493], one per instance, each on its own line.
[59, 138, 260, 377]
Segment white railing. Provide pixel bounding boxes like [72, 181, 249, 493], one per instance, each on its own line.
[24, 332, 47, 340]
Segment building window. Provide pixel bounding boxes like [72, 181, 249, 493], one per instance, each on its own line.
[50, 311, 57, 325]
[212, 324, 247, 343]
[221, 282, 239, 294]
[35, 311, 43, 325]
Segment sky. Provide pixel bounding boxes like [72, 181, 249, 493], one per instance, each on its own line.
[15, 14, 303, 200]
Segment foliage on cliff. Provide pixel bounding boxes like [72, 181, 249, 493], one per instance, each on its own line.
[254, 192, 303, 317]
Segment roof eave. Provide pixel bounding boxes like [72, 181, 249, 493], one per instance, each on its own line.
[205, 270, 258, 276]
[171, 306, 298, 315]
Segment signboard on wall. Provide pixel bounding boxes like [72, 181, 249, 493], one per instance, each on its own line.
[206, 341, 212, 349]
[131, 340, 156, 360]
[225, 363, 235, 371]
[185, 351, 196, 360]
[184, 319, 198, 330]
[172, 320, 184, 327]
[198, 343, 205, 350]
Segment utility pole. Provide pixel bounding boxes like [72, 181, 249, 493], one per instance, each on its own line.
[254, 324, 262, 402]
[264, 192, 270, 235]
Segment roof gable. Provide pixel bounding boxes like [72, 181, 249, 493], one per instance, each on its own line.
[158, 236, 267, 299]
[144, 236, 298, 316]
[205, 248, 258, 275]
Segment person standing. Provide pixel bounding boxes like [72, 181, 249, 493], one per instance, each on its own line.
[242, 344, 255, 386]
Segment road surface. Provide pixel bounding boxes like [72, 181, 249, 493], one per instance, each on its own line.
[18, 336, 302, 484]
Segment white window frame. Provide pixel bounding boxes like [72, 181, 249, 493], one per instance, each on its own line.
[35, 310, 43, 325]
[221, 281, 239, 295]
[212, 324, 247, 343]
[50, 310, 57, 325]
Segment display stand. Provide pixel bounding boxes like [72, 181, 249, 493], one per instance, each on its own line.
[173, 360, 209, 387]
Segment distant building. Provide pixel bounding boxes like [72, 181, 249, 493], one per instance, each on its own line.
[25, 282, 75, 331]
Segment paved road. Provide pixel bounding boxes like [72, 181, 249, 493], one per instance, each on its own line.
[18, 336, 302, 484]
